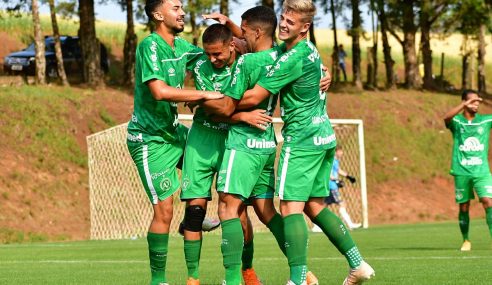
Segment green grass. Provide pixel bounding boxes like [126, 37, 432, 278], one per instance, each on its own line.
[0, 221, 490, 284]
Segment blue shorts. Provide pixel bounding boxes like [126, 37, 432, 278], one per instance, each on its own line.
[324, 188, 342, 205]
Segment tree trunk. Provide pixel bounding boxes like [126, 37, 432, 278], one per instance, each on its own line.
[189, 0, 199, 46]
[377, 0, 395, 89]
[32, 0, 46, 85]
[220, 0, 228, 17]
[330, 0, 339, 82]
[48, 0, 69, 86]
[420, 0, 433, 90]
[477, 24, 486, 94]
[262, 0, 274, 9]
[78, 0, 103, 87]
[366, 47, 374, 88]
[462, 53, 470, 90]
[123, 0, 137, 86]
[401, 1, 419, 89]
[309, 24, 317, 46]
[351, 0, 362, 89]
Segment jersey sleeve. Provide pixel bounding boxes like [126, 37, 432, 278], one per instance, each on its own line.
[225, 55, 249, 100]
[445, 117, 457, 132]
[137, 39, 167, 84]
[192, 58, 215, 91]
[484, 114, 492, 131]
[185, 42, 204, 71]
[257, 50, 303, 95]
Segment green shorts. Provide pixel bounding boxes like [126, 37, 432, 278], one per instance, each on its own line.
[217, 149, 275, 200]
[180, 123, 227, 200]
[276, 146, 335, 201]
[127, 140, 184, 205]
[454, 175, 492, 203]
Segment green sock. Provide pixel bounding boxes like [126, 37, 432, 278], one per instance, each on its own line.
[459, 211, 470, 241]
[221, 218, 243, 284]
[267, 213, 287, 256]
[147, 232, 168, 285]
[242, 240, 254, 270]
[313, 208, 362, 268]
[284, 214, 308, 284]
[485, 207, 492, 238]
[184, 239, 202, 279]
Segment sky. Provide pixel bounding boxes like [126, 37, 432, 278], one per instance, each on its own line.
[38, 1, 373, 31]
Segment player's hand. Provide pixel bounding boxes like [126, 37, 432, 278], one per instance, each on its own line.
[233, 37, 248, 54]
[320, 67, 331, 92]
[347, 175, 356, 184]
[241, 109, 273, 131]
[202, 91, 224, 100]
[464, 97, 482, 108]
[185, 101, 199, 113]
[202, 12, 228, 25]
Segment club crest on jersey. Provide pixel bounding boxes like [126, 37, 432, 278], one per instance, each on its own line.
[160, 178, 172, 191]
[478, 126, 484, 134]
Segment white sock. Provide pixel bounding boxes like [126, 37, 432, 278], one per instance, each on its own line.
[339, 207, 354, 228]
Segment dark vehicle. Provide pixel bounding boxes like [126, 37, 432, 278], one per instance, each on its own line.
[3, 36, 109, 78]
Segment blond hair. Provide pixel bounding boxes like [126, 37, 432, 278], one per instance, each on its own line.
[282, 0, 316, 23]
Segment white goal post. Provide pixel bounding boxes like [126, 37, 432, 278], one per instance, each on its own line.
[87, 114, 368, 240]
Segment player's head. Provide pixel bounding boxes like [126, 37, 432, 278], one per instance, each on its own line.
[240, 6, 277, 52]
[461, 89, 481, 114]
[335, 145, 344, 159]
[202, 24, 235, 69]
[145, 0, 185, 34]
[279, 0, 316, 43]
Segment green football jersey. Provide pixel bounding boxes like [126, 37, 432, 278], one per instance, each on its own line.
[258, 39, 336, 150]
[127, 33, 202, 143]
[191, 55, 233, 132]
[224, 46, 281, 154]
[447, 113, 492, 176]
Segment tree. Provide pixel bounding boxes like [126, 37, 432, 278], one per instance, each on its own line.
[32, 0, 46, 84]
[350, 0, 362, 89]
[329, 0, 340, 82]
[262, 0, 274, 9]
[446, 0, 491, 92]
[78, 0, 103, 87]
[48, 0, 69, 86]
[386, 0, 420, 89]
[419, 0, 448, 90]
[376, 0, 396, 89]
[220, 0, 228, 16]
[121, 0, 137, 86]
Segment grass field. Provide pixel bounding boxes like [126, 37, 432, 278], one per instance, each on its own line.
[0, 220, 490, 285]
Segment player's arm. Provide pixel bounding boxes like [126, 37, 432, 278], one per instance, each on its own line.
[201, 96, 238, 117]
[209, 109, 273, 131]
[236, 84, 272, 110]
[320, 65, 331, 92]
[338, 168, 357, 183]
[443, 97, 482, 126]
[202, 12, 242, 38]
[147, 79, 223, 102]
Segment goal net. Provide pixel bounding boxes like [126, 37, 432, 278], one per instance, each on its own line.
[87, 114, 367, 240]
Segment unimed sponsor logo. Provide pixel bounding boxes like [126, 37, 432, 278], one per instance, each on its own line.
[313, 134, 336, 146]
[460, 157, 483, 166]
[459, 137, 484, 152]
[246, 139, 276, 149]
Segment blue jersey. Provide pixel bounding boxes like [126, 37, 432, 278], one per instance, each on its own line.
[329, 158, 340, 190]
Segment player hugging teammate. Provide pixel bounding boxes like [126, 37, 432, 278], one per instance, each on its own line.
[127, 0, 375, 284]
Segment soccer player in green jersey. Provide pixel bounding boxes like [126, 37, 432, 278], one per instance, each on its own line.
[126, 1, 223, 284]
[443, 89, 492, 251]
[237, 1, 375, 284]
[180, 23, 266, 285]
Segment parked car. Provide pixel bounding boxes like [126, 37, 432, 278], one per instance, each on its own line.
[3, 36, 109, 78]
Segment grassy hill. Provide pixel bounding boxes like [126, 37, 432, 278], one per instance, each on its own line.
[0, 83, 490, 243]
